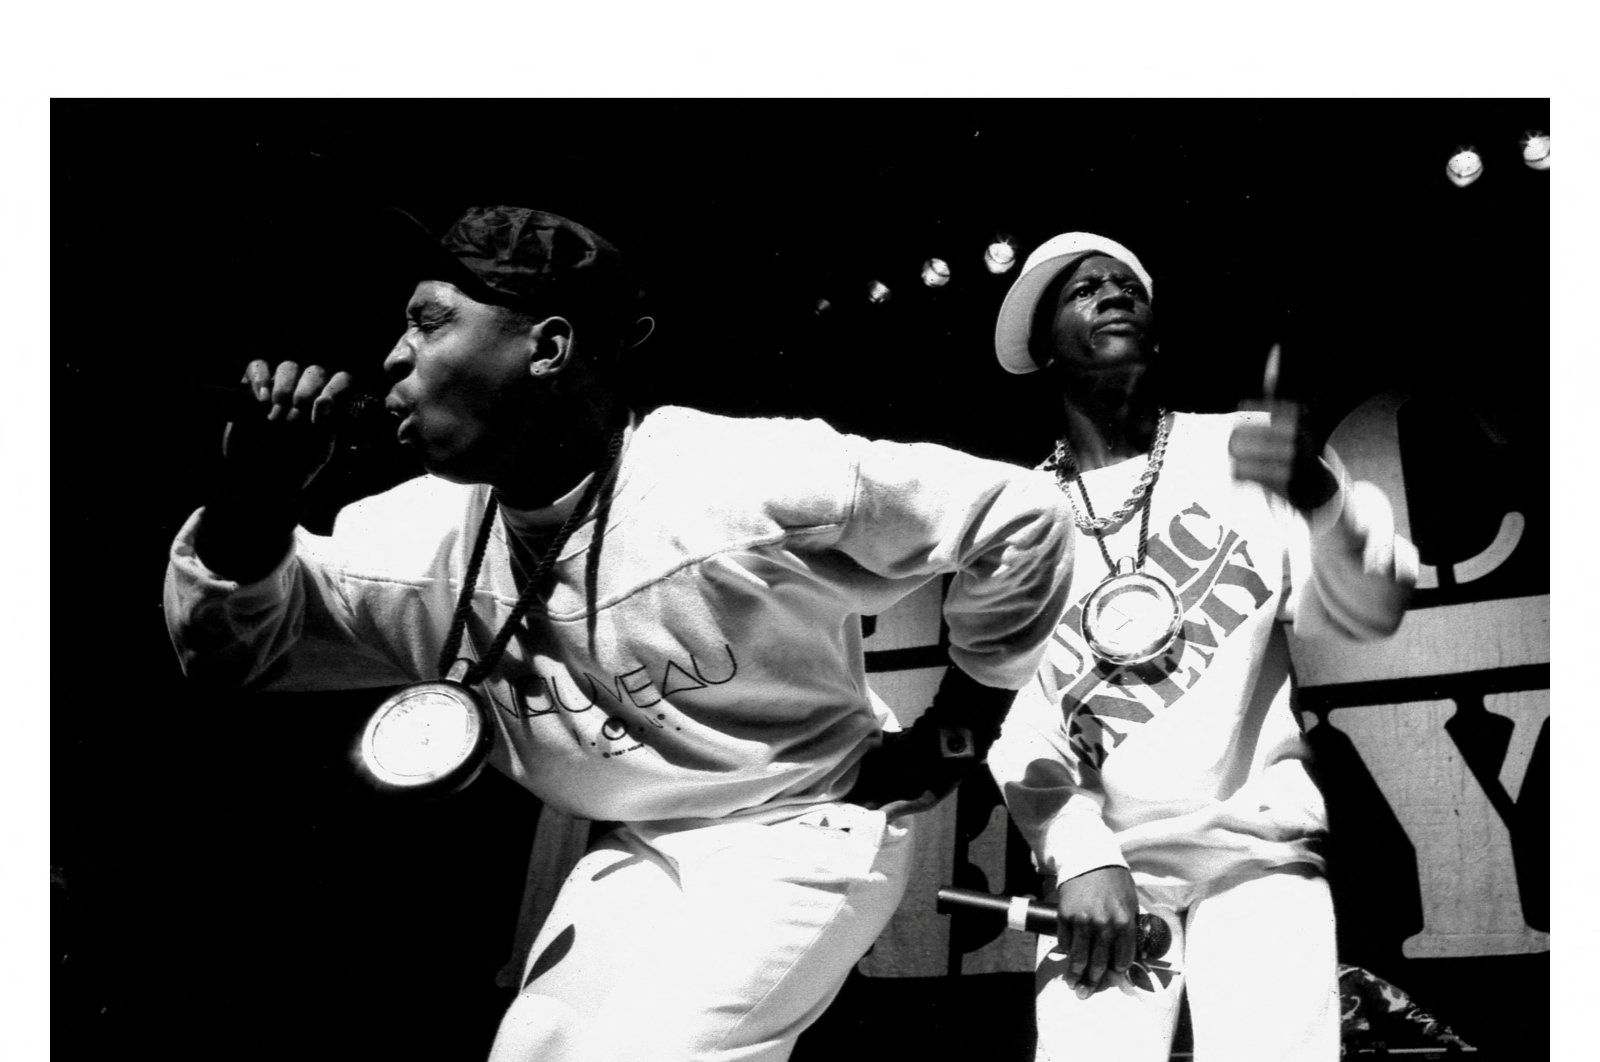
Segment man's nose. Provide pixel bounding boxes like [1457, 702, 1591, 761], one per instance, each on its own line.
[1096, 283, 1135, 311]
[382, 335, 413, 379]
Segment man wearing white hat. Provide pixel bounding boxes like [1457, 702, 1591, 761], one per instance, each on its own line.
[985, 233, 1418, 1061]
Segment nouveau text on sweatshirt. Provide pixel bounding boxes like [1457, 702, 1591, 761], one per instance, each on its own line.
[167, 405, 1079, 825]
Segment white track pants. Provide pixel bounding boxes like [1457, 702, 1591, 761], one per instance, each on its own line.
[488, 801, 913, 1062]
[1034, 868, 1339, 1062]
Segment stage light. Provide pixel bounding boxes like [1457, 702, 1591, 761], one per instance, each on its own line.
[922, 258, 951, 288]
[867, 280, 891, 304]
[984, 240, 1017, 274]
[1522, 132, 1550, 171]
[1446, 148, 1484, 188]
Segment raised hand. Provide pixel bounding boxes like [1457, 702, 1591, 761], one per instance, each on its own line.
[196, 360, 355, 581]
[1228, 345, 1337, 513]
[223, 359, 356, 495]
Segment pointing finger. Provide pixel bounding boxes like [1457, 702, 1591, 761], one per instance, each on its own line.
[1262, 343, 1281, 402]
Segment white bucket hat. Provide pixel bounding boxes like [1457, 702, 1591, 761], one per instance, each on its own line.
[994, 232, 1153, 374]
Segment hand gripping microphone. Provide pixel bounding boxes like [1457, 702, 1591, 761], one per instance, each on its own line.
[935, 886, 1173, 960]
[197, 381, 392, 439]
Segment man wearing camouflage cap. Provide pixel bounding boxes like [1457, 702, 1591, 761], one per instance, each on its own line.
[163, 205, 1080, 1060]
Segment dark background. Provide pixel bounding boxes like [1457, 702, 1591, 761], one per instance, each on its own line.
[54, 99, 1549, 1060]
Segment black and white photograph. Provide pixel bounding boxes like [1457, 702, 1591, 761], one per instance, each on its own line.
[48, 96, 1553, 1061]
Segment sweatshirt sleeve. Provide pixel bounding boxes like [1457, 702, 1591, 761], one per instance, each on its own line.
[1280, 448, 1420, 641]
[831, 436, 1078, 690]
[986, 674, 1127, 881]
[163, 507, 416, 692]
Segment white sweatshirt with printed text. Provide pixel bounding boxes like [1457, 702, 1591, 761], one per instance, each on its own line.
[986, 411, 1416, 902]
[166, 405, 1077, 825]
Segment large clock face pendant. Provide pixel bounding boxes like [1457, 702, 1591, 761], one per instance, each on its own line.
[1079, 561, 1183, 666]
[358, 680, 493, 795]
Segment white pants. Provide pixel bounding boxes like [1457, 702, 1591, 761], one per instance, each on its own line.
[488, 801, 913, 1062]
[1034, 868, 1339, 1062]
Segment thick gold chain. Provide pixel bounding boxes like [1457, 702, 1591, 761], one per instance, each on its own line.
[1046, 410, 1171, 535]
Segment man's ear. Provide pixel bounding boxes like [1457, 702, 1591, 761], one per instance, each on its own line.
[526, 316, 575, 379]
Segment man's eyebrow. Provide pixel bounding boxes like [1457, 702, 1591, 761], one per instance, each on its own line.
[1071, 267, 1144, 288]
[406, 296, 449, 316]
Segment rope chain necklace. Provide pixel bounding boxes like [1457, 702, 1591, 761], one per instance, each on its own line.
[1046, 408, 1172, 537]
[357, 424, 627, 794]
[1048, 410, 1184, 667]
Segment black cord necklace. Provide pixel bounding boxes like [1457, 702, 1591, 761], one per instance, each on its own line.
[357, 425, 627, 793]
[439, 425, 626, 684]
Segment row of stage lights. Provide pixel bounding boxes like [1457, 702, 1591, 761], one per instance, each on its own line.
[820, 238, 1017, 312]
[1447, 131, 1550, 188]
[826, 131, 1550, 310]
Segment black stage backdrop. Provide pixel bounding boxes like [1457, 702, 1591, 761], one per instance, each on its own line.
[53, 99, 1549, 1061]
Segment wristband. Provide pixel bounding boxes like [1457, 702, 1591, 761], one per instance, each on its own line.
[937, 724, 977, 760]
[920, 668, 1013, 758]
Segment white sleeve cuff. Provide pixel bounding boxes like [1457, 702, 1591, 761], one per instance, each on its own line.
[1039, 799, 1128, 883]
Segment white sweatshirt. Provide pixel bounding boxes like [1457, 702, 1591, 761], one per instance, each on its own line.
[166, 405, 1077, 824]
[986, 411, 1416, 902]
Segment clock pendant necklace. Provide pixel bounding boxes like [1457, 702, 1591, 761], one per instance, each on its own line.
[1048, 411, 1182, 666]
[358, 426, 626, 794]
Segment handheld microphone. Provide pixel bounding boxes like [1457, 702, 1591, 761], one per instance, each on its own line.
[935, 886, 1173, 960]
[193, 382, 394, 446]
